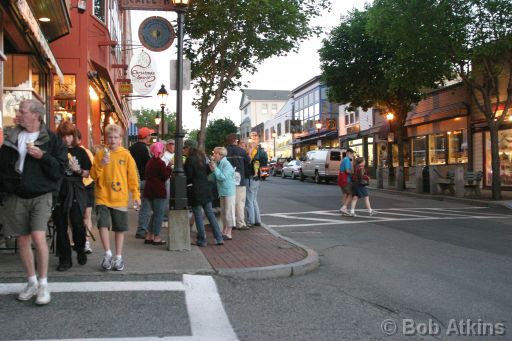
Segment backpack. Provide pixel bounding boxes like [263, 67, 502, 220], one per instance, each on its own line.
[255, 146, 268, 167]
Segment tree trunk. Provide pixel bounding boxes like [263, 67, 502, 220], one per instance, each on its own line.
[489, 125, 502, 200]
[198, 110, 209, 152]
[396, 116, 406, 191]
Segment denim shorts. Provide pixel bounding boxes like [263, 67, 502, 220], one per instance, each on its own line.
[96, 205, 128, 232]
[2, 193, 53, 236]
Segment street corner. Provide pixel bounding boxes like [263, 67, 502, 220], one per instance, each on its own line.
[196, 223, 319, 280]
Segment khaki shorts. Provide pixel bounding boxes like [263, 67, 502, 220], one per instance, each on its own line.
[2, 193, 53, 236]
[96, 205, 128, 232]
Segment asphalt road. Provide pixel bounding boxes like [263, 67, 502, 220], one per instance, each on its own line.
[1, 177, 511, 340]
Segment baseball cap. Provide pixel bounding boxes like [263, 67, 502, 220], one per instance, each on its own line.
[166, 139, 175, 145]
[138, 127, 154, 139]
[346, 148, 355, 154]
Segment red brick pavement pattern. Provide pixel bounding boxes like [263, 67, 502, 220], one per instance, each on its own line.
[198, 226, 307, 269]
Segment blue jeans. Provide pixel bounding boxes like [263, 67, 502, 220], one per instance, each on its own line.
[147, 198, 166, 236]
[245, 179, 261, 225]
[192, 201, 223, 245]
[136, 180, 151, 236]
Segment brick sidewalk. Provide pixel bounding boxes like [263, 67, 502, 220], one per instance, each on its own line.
[197, 225, 307, 269]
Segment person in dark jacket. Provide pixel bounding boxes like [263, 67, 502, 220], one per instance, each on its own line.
[129, 127, 153, 239]
[183, 140, 224, 246]
[54, 120, 91, 271]
[143, 142, 172, 245]
[225, 133, 251, 230]
[0, 99, 67, 305]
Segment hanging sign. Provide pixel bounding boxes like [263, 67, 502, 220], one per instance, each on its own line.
[129, 50, 157, 96]
[119, 83, 133, 95]
[138, 16, 175, 52]
[119, 0, 177, 11]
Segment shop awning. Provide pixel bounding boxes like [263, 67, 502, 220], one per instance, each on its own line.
[91, 61, 130, 128]
[292, 130, 338, 145]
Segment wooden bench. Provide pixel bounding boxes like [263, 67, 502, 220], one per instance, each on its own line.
[437, 170, 455, 195]
[464, 171, 482, 197]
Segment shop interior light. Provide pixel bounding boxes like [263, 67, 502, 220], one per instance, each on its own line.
[38, 17, 51, 22]
[89, 86, 99, 100]
[508, 115, 512, 122]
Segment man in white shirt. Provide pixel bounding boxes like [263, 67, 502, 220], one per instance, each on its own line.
[162, 139, 175, 223]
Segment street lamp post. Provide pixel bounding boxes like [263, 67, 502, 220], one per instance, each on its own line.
[169, 0, 190, 251]
[386, 112, 394, 185]
[315, 121, 322, 148]
[157, 84, 168, 141]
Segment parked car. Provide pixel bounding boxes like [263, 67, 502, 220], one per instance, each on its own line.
[300, 148, 344, 183]
[271, 157, 289, 176]
[281, 160, 302, 179]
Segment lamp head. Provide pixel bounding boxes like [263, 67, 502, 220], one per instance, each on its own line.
[272, 132, 277, 138]
[172, 0, 190, 8]
[386, 112, 394, 121]
[154, 117, 162, 125]
[157, 84, 168, 107]
[315, 121, 322, 130]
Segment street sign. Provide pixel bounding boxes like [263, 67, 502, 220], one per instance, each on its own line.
[119, 0, 177, 11]
[169, 59, 191, 90]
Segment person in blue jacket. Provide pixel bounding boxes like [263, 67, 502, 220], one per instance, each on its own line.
[209, 146, 236, 240]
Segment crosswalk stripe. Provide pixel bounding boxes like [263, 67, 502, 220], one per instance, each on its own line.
[0, 275, 238, 341]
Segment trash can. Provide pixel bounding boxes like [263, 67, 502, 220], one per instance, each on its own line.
[422, 166, 430, 193]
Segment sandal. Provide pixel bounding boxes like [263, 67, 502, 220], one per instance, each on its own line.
[144, 239, 153, 244]
[152, 240, 167, 245]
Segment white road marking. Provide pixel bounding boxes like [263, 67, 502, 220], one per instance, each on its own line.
[184, 275, 238, 341]
[0, 275, 238, 341]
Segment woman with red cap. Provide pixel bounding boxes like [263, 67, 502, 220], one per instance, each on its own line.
[143, 142, 172, 245]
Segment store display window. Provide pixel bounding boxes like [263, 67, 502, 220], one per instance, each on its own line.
[53, 75, 76, 126]
[429, 133, 446, 165]
[411, 136, 427, 166]
[485, 129, 512, 187]
[448, 130, 468, 164]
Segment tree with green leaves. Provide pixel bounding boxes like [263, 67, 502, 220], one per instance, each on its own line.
[134, 107, 178, 141]
[366, 0, 512, 199]
[320, 6, 454, 189]
[204, 118, 237, 154]
[185, 0, 330, 150]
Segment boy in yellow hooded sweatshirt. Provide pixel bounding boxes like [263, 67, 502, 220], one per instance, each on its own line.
[91, 124, 140, 271]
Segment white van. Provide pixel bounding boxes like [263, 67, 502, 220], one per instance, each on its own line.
[299, 148, 344, 183]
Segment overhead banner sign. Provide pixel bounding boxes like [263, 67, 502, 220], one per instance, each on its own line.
[139, 16, 175, 52]
[129, 50, 157, 96]
[119, 0, 177, 11]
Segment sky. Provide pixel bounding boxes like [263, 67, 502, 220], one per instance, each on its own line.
[129, 1, 369, 131]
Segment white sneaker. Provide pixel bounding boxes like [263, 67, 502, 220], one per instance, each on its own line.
[35, 285, 51, 305]
[369, 210, 378, 216]
[348, 211, 356, 217]
[162, 221, 168, 228]
[84, 241, 93, 254]
[18, 282, 38, 301]
[112, 256, 124, 271]
[339, 207, 349, 216]
[101, 253, 112, 270]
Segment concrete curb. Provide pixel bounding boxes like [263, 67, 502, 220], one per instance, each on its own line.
[370, 186, 512, 210]
[215, 223, 319, 280]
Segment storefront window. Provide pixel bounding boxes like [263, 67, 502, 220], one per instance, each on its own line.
[485, 130, 512, 187]
[448, 130, 468, 164]
[429, 133, 446, 165]
[53, 75, 76, 126]
[411, 136, 427, 166]
[94, 0, 106, 22]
